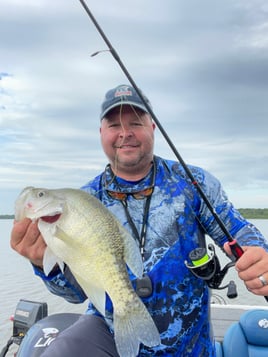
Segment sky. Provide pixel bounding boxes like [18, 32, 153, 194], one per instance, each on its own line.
[1, 0, 268, 214]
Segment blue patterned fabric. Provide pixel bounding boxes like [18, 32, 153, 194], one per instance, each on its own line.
[35, 156, 268, 356]
[80, 156, 268, 356]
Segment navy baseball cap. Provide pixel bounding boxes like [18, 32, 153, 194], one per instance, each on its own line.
[100, 84, 152, 119]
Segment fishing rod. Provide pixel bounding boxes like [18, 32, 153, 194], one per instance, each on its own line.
[77, 0, 268, 301]
[79, 0, 268, 302]
[78, 0, 243, 255]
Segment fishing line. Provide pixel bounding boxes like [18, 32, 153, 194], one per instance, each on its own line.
[107, 104, 152, 181]
[77, 0, 268, 302]
[77, 0, 241, 252]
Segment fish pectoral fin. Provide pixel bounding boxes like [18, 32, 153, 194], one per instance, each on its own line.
[54, 226, 73, 243]
[75, 275, 106, 316]
[43, 247, 64, 276]
[119, 225, 143, 279]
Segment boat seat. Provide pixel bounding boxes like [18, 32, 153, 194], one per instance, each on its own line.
[222, 309, 268, 357]
[16, 313, 82, 357]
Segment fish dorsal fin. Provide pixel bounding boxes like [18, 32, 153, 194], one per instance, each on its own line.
[43, 246, 64, 276]
[118, 224, 143, 279]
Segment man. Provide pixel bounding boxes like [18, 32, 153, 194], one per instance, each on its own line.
[11, 84, 268, 356]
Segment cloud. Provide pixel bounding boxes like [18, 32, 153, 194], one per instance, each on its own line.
[1, 0, 268, 214]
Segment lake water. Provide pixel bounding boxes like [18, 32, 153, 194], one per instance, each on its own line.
[1, 219, 268, 354]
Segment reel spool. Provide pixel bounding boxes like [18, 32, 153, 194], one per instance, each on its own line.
[185, 244, 237, 298]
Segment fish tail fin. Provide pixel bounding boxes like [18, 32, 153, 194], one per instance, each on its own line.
[114, 296, 160, 357]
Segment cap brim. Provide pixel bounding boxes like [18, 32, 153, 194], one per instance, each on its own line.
[100, 101, 149, 119]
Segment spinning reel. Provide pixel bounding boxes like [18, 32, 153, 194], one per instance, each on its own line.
[185, 244, 238, 299]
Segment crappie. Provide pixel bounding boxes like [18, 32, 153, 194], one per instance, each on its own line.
[15, 187, 160, 357]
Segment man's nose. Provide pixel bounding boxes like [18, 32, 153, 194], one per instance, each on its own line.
[119, 127, 134, 137]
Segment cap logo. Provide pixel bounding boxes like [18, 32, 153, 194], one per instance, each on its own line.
[100, 84, 151, 119]
[114, 86, 133, 98]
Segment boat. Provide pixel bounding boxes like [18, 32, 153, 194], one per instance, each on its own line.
[1, 298, 268, 356]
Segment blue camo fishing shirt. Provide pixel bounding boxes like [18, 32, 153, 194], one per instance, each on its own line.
[35, 156, 268, 356]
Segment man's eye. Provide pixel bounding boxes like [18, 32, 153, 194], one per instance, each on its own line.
[132, 122, 143, 126]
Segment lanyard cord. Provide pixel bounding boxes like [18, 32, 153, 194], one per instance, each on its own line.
[104, 163, 155, 297]
[105, 159, 156, 261]
[120, 194, 152, 261]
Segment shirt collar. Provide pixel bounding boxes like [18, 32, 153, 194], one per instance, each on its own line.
[102, 157, 156, 194]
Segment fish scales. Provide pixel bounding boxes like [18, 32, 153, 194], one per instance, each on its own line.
[15, 187, 160, 357]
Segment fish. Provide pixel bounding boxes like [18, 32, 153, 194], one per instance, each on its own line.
[15, 187, 160, 357]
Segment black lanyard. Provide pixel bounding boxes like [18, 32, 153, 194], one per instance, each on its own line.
[105, 161, 156, 298]
[104, 159, 156, 260]
[120, 193, 152, 261]
[120, 192, 154, 297]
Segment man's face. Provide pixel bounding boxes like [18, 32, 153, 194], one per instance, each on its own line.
[100, 105, 155, 174]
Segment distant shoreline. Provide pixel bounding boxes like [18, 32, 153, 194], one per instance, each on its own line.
[0, 215, 15, 219]
[1, 208, 268, 220]
[237, 208, 268, 219]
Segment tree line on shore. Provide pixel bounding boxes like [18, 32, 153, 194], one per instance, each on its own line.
[237, 208, 268, 219]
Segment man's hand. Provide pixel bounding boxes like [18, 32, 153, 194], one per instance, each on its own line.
[10, 218, 46, 268]
[224, 243, 268, 296]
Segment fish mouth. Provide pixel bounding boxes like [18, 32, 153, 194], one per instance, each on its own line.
[40, 213, 62, 223]
[29, 200, 64, 222]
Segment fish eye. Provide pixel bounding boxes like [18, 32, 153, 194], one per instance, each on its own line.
[37, 191, 45, 198]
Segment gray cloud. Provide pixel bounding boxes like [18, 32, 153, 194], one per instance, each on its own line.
[1, 0, 268, 213]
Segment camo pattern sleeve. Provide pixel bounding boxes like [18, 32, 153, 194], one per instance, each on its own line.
[32, 264, 87, 303]
[191, 164, 268, 250]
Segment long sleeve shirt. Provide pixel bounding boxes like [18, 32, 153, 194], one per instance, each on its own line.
[33, 156, 268, 356]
